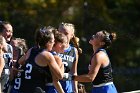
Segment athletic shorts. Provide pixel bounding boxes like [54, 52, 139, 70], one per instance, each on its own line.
[91, 83, 118, 93]
[10, 88, 20, 93]
[45, 86, 58, 93]
[60, 80, 73, 93]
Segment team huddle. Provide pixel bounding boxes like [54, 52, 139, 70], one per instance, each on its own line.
[0, 21, 118, 93]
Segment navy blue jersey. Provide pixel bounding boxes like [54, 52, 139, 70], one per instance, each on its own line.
[90, 49, 113, 85]
[58, 45, 76, 73]
[92, 62, 113, 85]
[19, 47, 50, 93]
[10, 65, 24, 92]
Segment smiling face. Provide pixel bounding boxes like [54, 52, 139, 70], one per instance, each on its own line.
[2, 24, 13, 42]
[53, 32, 68, 53]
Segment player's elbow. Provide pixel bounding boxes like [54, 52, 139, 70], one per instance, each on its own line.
[88, 74, 95, 82]
[90, 77, 95, 82]
[58, 72, 63, 80]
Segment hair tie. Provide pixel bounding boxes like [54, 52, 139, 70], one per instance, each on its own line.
[109, 34, 113, 41]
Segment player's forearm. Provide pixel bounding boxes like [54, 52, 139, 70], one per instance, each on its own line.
[53, 80, 64, 93]
[73, 81, 78, 93]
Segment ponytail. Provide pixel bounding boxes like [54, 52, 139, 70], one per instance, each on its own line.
[71, 36, 82, 54]
[109, 32, 116, 42]
[102, 30, 117, 48]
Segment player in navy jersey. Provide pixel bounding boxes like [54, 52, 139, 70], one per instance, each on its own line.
[9, 38, 28, 93]
[58, 22, 82, 93]
[14, 26, 63, 93]
[45, 28, 68, 93]
[73, 30, 118, 93]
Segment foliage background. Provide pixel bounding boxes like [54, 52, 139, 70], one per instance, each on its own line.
[0, 0, 140, 92]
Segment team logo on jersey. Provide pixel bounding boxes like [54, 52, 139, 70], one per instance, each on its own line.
[17, 72, 21, 77]
[58, 54, 74, 62]
[3, 53, 13, 59]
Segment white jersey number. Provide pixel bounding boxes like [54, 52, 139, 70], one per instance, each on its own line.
[14, 78, 21, 89]
[63, 62, 68, 67]
[25, 63, 32, 79]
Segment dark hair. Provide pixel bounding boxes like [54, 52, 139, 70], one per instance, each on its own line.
[0, 21, 11, 33]
[46, 26, 56, 32]
[46, 26, 58, 36]
[102, 30, 116, 48]
[45, 25, 67, 44]
[35, 26, 54, 48]
[54, 31, 67, 43]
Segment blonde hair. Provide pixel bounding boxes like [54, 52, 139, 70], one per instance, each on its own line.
[59, 22, 75, 34]
[71, 36, 82, 54]
[16, 38, 28, 53]
[11, 38, 28, 54]
[59, 22, 82, 54]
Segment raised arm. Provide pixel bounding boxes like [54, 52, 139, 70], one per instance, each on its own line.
[74, 52, 102, 82]
[53, 55, 64, 93]
[18, 48, 32, 66]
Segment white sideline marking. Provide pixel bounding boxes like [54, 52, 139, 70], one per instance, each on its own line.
[122, 90, 140, 93]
